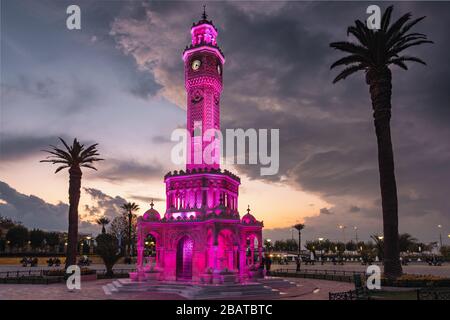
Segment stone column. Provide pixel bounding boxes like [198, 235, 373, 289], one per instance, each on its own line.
[136, 225, 145, 270]
[239, 248, 246, 277]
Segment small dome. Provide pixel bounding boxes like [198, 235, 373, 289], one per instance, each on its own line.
[241, 205, 257, 224]
[142, 201, 160, 221]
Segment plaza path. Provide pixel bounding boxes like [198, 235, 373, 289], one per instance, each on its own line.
[270, 262, 450, 278]
[1, 262, 448, 277]
[0, 277, 352, 300]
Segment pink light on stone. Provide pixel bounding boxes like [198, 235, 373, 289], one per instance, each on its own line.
[133, 9, 263, 284]
[191, 24, 218, 46]
[182, 46, 225, 64]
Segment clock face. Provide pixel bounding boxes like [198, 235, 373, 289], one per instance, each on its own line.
[191, 59, 201, 71]
[217, 64, 221, 75]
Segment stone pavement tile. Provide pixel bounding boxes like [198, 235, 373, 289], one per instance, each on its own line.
[0, 277, 354, 300]
[279, 278, 354, 300]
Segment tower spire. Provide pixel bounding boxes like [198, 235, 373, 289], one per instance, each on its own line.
[202, 4, 207, 20]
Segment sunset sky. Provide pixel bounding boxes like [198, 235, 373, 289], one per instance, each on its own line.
[1, 1, 449, 244]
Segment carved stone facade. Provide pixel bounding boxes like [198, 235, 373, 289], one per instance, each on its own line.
[135, 12, 263, 283]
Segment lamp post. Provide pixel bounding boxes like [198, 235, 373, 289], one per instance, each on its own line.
[318, 237, 324, 255]
[353, 226, 358, 243]
[293, 224, 305, 259]
[438, 225, 442, 248]
[86, 236, 93, 254]
[338, 225, 347, 243]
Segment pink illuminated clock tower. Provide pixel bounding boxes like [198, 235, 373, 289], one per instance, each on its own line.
[135, 9, 263, 283]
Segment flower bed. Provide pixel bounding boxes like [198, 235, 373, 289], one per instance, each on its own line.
[382, 274, 450, 287]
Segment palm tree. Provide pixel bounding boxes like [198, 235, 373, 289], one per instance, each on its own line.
[120, 202, 140, 262]
[293, 223, 305, 257]
[371, 235, 385, 261]
[330, 6, 432, 278]
[96, 217, 110, 234]
[41, 138, 103, 268]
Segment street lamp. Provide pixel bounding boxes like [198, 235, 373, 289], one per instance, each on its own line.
[293, 224, 305, 255]
[438, 225, 442, 248]
[338, 225, 347, 243]
[353, 226, 358, 243]
[266, 239, 272, 253]
[378, 235, 384, 240]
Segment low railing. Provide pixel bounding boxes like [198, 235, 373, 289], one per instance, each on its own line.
[0, 269, 47, 278]
[96, 268, 136, 279]
[417, 288, 450, 300]
[0, 268, 136, 283]
[270, 268, 365, 283]
[0, 269, 64, 284]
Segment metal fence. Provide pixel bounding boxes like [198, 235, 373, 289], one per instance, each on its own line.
[270, 268, 365, 283]
[0, 268, 136, 284]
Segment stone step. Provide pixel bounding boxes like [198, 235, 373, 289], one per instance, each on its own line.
[258, 277, 297, 288]
[107, 283, 118, 292]
[105, 278, 281, 299]
[102, 285, 112, 295]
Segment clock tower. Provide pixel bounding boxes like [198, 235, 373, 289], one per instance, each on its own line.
[134, 8, 263, 284]
[183, 8, 225, 170]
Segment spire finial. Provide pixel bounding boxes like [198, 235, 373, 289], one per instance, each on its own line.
[202, 4, 207, 20]
[150, 199, 154, 209]
[247, 205, 250, 214]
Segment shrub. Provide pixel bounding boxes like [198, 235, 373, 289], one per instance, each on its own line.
[96, 233, 122, 277]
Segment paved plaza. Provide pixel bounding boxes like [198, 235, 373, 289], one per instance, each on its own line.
[270, 262, 450, 278]
[0, 262, 447, 300]
[1, 261, 448, 277]
[0, 277, 353, 300]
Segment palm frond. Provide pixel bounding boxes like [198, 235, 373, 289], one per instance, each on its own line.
[388, 16, 427, 48]
[390, 60, 408, 70]
[81, 164, 98, 171]
[389, 56, 427, 69]
[389, 40, 433, 57]
[330, 5, 431, 82]
[381, 5, 394, 31]
[386, 12, 412, 43]
[330, 42, 369, 56]
[332, 64, 366, 83]
[330, 55, 368, 70]
[41, 137, 102, 174]
[55, 165, 70, 173]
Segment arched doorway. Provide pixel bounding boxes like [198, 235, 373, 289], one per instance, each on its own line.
[218, 229, 235, 270]
[176, 235, 194, 281]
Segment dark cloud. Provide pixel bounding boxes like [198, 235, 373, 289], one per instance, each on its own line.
[128, 195, 165, 203]
[2, 1, 449, 242]
[127, 68, 162, 99]
[95, 159, 164, 182]
[320, 207, 333, 215]
[151, 135, 172, 144]
[0, 180, 68, 231]
[0, 134, 64, 161]
[83, 187, 126, 220]
[349, 206, 361, 213]
[0, 134, 98, 162]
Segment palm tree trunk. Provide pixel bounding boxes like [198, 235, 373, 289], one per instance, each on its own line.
[367, 67, 402, 279]
[102, 225, 106, 234]
[128, 212, 132, 261]
[66, 166, 82, 269]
